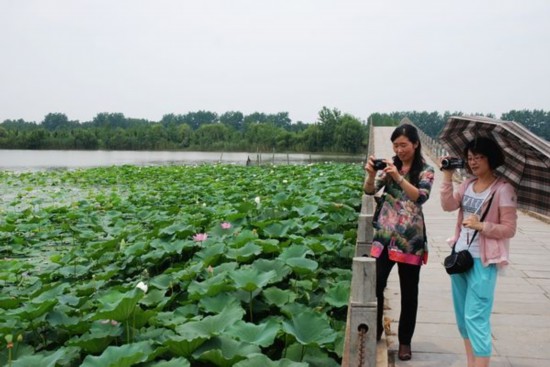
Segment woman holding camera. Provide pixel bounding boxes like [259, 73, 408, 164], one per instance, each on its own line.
[363, 124, 434, 361]
[440, 137, 517, 367]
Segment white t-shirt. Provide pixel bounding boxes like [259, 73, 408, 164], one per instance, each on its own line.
[454, 182, 491, 257]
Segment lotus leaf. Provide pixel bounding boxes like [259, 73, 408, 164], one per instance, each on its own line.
[199, 293, 241, 314]
[278, 245, 313, 261]
[194, 242, 226, 266]
[0, 295, 20, 309]
[151, 305, 197, 328]
[262, 287, 297, 307]
[93, 288, 144, 321]
[282, 310, 336, 346]
[324, 281, 350, 308]
[47, 309, 90, 334]
[251, 259, 290, 282]
[11, 347, 76, 367]
[226, 242, 262, 262]
[229, 229, 259, 247]
[225, 319, 280, 347]
[159, 223, 195, 238]
[261, 221, 293, 238]
[229, 268, 277, 292]
[148, 274, 173, 289]
[285, 343, 340, 366]
[7, 299, 57, 319]
[144, 357, 191, 367]
[192, 335, 261, 367]
[164, 334, 208, 358]
[80, 340, 153, 367]
[175, 304, 245, 337]
[285, 258, 318, 274]
[233, 353, 308, 367]
[187, 273, 233, 300]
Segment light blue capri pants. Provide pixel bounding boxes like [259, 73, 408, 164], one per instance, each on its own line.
[451, 258, 498, 357]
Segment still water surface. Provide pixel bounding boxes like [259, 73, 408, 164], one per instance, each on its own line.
[0, 150, 364, 171]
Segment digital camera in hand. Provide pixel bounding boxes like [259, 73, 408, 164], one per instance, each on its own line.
[441, 157, 465, 170]
[373, 159, 387, 170]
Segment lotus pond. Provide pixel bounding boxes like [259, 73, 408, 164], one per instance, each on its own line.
[0, 163, 364, 366]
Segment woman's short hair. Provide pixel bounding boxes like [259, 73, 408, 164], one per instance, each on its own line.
[463, 137, 505, 172]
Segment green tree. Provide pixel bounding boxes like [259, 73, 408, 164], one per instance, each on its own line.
[317, 107, 341, 151]
[334, 115, 366, 154]
[192, 123, 231, 150]
[42, 113, 79, 130]
[183, 111, 218, 130]
[220, 111, 244, 131]
[74, 130, 99, 149]
[24, 129, 48, 149]
[92, 113, 127, 128]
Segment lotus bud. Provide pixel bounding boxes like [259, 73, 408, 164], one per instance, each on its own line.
[136, 281, 148, 293]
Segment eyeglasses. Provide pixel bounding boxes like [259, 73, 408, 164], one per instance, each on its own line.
[467, 155, 486, 163]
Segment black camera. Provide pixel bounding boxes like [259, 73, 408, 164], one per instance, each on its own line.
[441, 157, 465, 170]
[372, 159, 387, 170]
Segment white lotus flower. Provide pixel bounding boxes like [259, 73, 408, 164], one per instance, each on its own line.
[136, 281, 148, 293]
[254, 196, 261, 205]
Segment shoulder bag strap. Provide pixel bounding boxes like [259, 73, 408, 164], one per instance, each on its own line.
[467, 192, 495, 246]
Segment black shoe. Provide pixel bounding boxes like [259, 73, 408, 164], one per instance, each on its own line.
[398, 344, 411, 361]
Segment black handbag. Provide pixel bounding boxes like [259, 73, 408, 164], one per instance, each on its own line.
[444, 193, 494, 275]
[444, 247, 474, 274]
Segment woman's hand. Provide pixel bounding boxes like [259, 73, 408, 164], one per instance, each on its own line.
[463, 214, 483, 232]
[364, 155, 377, 176]
[382, 160, 401, 183]
[439, 156, 455, 182]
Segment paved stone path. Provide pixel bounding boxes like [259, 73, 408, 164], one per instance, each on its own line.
[373, 127, 550, 367]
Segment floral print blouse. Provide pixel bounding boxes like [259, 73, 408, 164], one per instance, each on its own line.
[370, 162, 435, 265]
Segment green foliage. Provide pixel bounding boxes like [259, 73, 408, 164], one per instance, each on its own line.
[370, 109, 549, 141]
[0, 108, 368, 153]
[0, 163, 363, 365]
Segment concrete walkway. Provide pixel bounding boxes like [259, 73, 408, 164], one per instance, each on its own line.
[373, 127, 550, 367]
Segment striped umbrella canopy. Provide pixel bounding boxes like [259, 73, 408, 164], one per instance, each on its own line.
[438, 115, 550, 216]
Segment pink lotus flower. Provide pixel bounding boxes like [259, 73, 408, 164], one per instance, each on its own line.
[193, 233, 208, 242]
[221, 222, 232, 229]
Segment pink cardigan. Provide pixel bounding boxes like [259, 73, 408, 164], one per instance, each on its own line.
[440, 177, 517, 266]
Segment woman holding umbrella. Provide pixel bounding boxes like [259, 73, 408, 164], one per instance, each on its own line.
[440, 137, 517, 367]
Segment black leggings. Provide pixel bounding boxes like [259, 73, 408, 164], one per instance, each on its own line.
[376, 246, 421, 345]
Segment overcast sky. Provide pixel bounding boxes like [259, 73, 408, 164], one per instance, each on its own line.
[1, 0, 548, 124]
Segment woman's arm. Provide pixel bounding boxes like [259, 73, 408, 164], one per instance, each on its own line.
[480, 207, 517, 239]
[479, 184, 518, 239]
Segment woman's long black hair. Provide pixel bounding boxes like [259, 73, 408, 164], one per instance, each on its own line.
[390, 124, 425, 187]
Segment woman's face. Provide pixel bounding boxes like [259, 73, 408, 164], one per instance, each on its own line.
[467, 151, 491, 176]
[392, 135, 418, 164]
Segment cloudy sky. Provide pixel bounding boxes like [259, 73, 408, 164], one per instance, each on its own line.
[1, 0, 548, 124]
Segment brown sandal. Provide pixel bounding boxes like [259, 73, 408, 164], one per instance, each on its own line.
[398, 344, 412, 361]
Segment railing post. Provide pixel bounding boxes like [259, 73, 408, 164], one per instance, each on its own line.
[348, 257, 377, 367]
[356, 195, 375, 257]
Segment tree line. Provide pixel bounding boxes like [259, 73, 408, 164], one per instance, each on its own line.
[369, 110, 550, 142]
[0, 108, 367, 154]
[0, 108, 547, 153]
